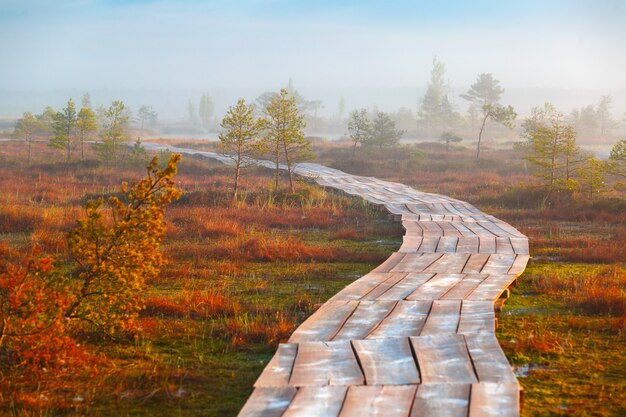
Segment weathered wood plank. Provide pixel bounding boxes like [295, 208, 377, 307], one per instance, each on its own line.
[411, 334, 477, 383]
[465, 333, 517, 383]
[367, 300, 432, 338]
[441, 274, 488, 300]
[495, 237, 515, 254]
[289, 300, 359, 342]
[469, 383, 520, 417]
[457, 300, 496, 334]
[329, 273, 392, 301]
[466, 274, 517, 301]
[362, 273, 409, 300]
[375, 273, 434, 300]
[340, 385, 417, 417]
[406, 274, 465, 300]
[390, 253, 444, 273]
[281, 386, 347, 417]
[436, 235, 459, 252]
[509, 237, 529, 254]
[352, 337, 420, 385]
[254, 343, 297, 387]
[289, 341, 364, 386]
[410, 384, 471, 417]
[372, 252, 406, 273]
[480, 254, 517, 275]
[422, 253, 471, 274]
[332, 300, 396, 340]
[419, 299, 462, 334]
[237, 387, 297, 417]
[417, 236, 440, 252]
[456, 236, 480, 253]
[463, 253, 491, 273]
[508, 254, 530, 275]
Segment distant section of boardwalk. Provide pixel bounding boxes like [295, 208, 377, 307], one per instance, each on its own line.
[143, 144, 529, 417]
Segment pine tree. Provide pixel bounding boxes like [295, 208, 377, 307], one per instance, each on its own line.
[219, 99, 264, 200]
[98, 100, 129, 164]
[51, 99, 78, 161]
[65, 155, 182, 334]
[347, 109, 372, 158]
[76, 107, 98, 159]
[262, 89, 311, 192]
[364, 112, 404, 148]
[13, 112, 44, 164]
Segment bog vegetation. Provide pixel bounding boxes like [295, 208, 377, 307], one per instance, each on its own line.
[1, 75, 625, 416]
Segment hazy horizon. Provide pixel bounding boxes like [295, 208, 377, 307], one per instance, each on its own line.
[1, 0, 625, 120]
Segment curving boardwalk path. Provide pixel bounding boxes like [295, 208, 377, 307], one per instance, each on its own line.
[143, 144, 529, 417]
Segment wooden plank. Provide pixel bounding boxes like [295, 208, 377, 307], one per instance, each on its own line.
[411, 334, 478, 383]
[282, 386, 347, 417]
[478, 237, 496, 254]
[402, 221, 424, 236]
[456, 236, 480, 253]
[450, 221, 477, 237]
[329, 273, 392, 301]
[254, 343, 297, 387]
[465, 333, 517, 383]
[469, 383, 520, 417]
[436, 235, 459, 252]
[467, 274, 517, 301]
[457, 300, 496, 334]
[423, 253, 471, 274]
[237, 387, 297, 417]
[332, 300, 396, 340]
[420, 221, 445, 236]
[367, 300, 431, 338]
[289, 341, 364, 387]
[478, 221, 511, 238]
[340, 385, 417, 417]
[508, 254, 530, 275]
[410, 384, 470, 417]
[481, 254, 517, 275]
[362, 273, 409, 300]
[352, 337, 420, 385]
[495, 237, 515, 254]
[390, 253, 444, 273]
[509, 237, 529, 254]
[462, 253, 491, 273]
[399, 236, 422, 253]
[441, 274, 488, 300]
[289, 301, 358, 342]
[419, 299, 462, 334]
[372, 252, 406, 273]
[464, 221, 498, 237]
[406, 274, 465, 300]
[375, 273, 434, 300]
[417, 236, 440, 252]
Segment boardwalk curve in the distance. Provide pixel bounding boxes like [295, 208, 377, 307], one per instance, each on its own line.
[142, 143, 529, 417]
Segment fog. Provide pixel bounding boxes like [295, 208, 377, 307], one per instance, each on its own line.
[1, 0, 625, 120]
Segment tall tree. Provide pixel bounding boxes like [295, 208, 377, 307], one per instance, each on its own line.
[570, 105, 598, 137]
[199, 93, 215, 130]
[608, 139, 626, 177]
[347, 109, 371, 158]
[81, 93, 92, 109]
[219, 99, 264, 200]
[76, 107, 98, 159]
[50, 99, 78, 161]
[262, 89, 311, 192]
[577, 158, 608, 201]
[521, 102, 556, 141]
[98, 100, 129, 163]
[364, 112, 404, 148]
[461, 74, 512, 160]
[418, 56, 453, 131]
[13, 112, 44, 164]
[596, 95, 616, 137]
[137, 105, 158, 130]
[439, 131, 462, 151]
[526, 112, 580, 197]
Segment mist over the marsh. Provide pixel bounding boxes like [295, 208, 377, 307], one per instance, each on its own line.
[1, 0, 625, 119]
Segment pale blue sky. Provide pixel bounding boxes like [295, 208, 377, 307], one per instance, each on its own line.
[0, 0, 625, 90]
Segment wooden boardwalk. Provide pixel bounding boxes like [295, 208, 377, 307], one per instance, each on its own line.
[143, 144, 529, 417]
